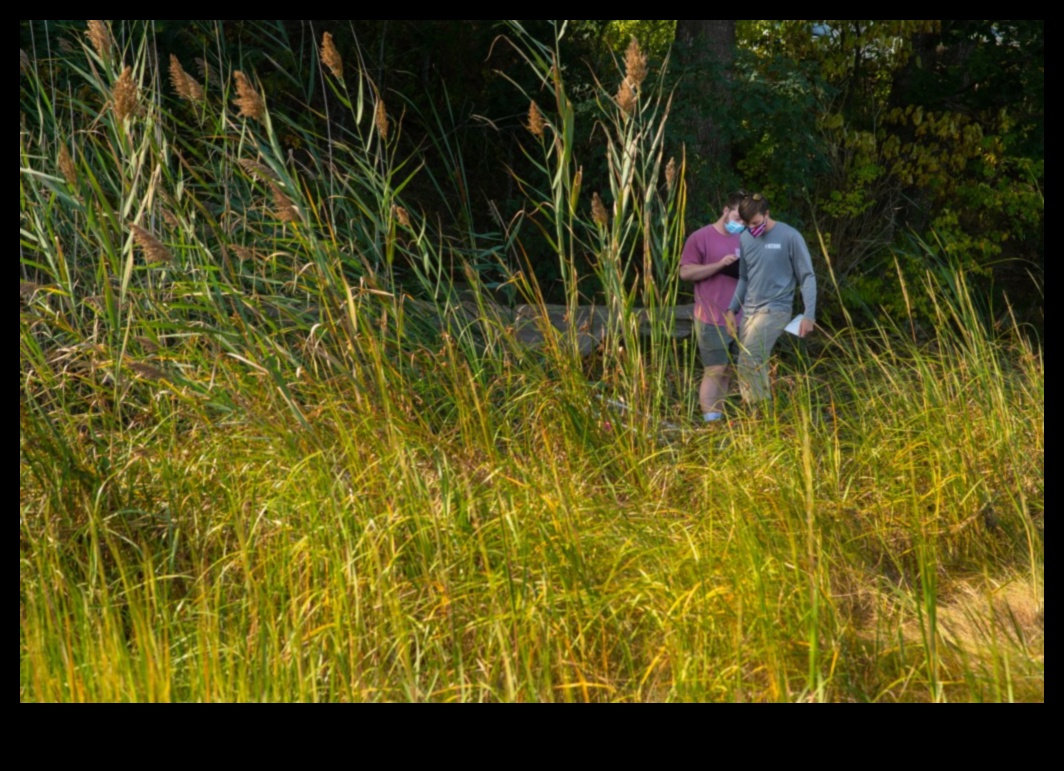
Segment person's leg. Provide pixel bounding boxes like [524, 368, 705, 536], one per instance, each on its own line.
[696, 321, 735, 422]
[737, 311, 790, 405]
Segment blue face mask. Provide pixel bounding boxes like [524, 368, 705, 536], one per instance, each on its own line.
[725, 221, 746, 236]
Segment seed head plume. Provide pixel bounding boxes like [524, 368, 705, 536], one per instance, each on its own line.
[129, 223, 173, 265]
[233, 71, 265, 121]
[269, 183, 301, 224]
[321, 32, 344, 80]
[665, 157, 677, 193]
[393, 205, 412, 228]
[196, 58, 219, 89]
[616, 79, 637, 117]
[169, 55, 204, 102]
[238, 158, 279, 182]
[58, 145, 77, 186]
[375, 100, 390, 140]
[231, 245, 262, 262]
[528, 101, 546, 139]
[86, 20, 113, 62]
[112, 66, 140, 122]
[624, 38, 648, 89]
[20, 49, 30, 74]
[592, 193, 609, 227]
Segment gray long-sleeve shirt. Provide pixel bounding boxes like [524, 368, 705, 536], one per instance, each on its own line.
[728, 222, 817, 322]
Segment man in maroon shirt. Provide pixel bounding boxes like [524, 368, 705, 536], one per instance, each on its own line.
[680, 192, 746, 424]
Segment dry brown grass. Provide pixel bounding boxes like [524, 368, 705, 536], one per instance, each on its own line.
[128, 362, 167, 382]
[665, 157, 677, 193]
[196, 58, 219, 89]
[21, 49, 30, 74]
[616, 79, 637, 117]
[393, 205, 412, 229]
[624, 38, 648, 89]
[321, 32, 343, 80]
[233, 71, 265, 121]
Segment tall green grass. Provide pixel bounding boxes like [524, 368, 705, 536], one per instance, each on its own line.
[20, 21, 1043, 702]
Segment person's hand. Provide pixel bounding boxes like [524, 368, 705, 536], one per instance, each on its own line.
[798, 318, 816, 338]
[719, 253, 739, 268]
[725, 311, 738, 338]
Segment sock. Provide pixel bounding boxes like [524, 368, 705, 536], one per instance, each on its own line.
[703, 412, 724, 423]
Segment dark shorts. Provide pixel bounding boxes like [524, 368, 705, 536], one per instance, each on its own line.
[696, 320, 738, 368]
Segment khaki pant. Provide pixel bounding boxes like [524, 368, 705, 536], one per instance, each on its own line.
[737, 310, 791, 403]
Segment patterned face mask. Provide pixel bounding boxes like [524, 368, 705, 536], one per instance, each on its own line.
[748, 222, 768, 238]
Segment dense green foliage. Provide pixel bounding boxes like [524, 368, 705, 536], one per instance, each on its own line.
[20, 20, 1042, 702]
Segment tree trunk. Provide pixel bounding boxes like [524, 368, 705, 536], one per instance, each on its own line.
[675, 20, 736, 198]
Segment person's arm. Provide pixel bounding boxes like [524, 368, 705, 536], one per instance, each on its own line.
[679, 257, 737, 284]
[791, 232, 817, 336]
[728, 244, 748, 315]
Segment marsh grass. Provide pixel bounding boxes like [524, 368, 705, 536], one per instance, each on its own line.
[19, 20, 1043, 702]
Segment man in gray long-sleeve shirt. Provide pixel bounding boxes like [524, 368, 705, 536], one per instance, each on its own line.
[724, 193, 817, 405]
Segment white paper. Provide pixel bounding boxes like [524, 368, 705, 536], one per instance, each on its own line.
[785, 315, 805, 337]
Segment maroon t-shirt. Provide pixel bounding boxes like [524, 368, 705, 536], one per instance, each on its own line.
[680, 224, 741, 327]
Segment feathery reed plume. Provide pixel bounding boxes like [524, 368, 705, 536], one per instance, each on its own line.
[624, 38, 648, 89]
[321, 32, 344, 79]
[86, 20, 113, 62]
[238, 158, 279, 182]
[161, 208, 180, 229]
[528, 101, 546, 138]
[20, 49, 30, 74]
[20, 282, 40, 298]
[59, 38, 77, 55]
[572, 166, 583, 202]
[169, 55, 204, 102]
[592, 193, 609, 227]
[233, 71, 265, 121]
[58, 145, 77, 187]
[393, 205, 411, 228]
[665, 157, 677, 193]
[112, 66, 140, 122]
[129, 223, 173, 265]
[196, 57, 219, 88]
[375, 100, 390, 140]
[129, 362, 167, 382]
[616, 79, 637, 117]
[269, 183, 301, 224]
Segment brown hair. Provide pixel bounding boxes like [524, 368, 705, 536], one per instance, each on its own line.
[739, 193, 769, 223]
[725, 191, 748, 211]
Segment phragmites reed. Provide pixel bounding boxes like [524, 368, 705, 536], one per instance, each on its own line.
[592, 193, 609, 227]
[233, 71, 265, 121]
[375, 100, 390, 140]
[58, 145, 77, 186]
[20, 281, 40, 298]
[528, 101, 546, 138]
[169, 55, 204, 102]
[86, 20, 113, 62]
[624, 38, 648, 89]
[129, 223, 173, 265]
[616, 79, 637, 117]
[393, 205, 412, 229]
[20, 49, 30, 74]
[196, 58, 219, 89]
[321, 32, 344, 79]
[238, 158, 279, 182]
[269, 183, 301, 224]
[616, 37, 647, 118]
[665, 157, 677, 193]
[112, 66, 140, 122]
[231, 245, 262, 262]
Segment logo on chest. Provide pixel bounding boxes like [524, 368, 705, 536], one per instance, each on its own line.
[765, 244, 783, 251]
